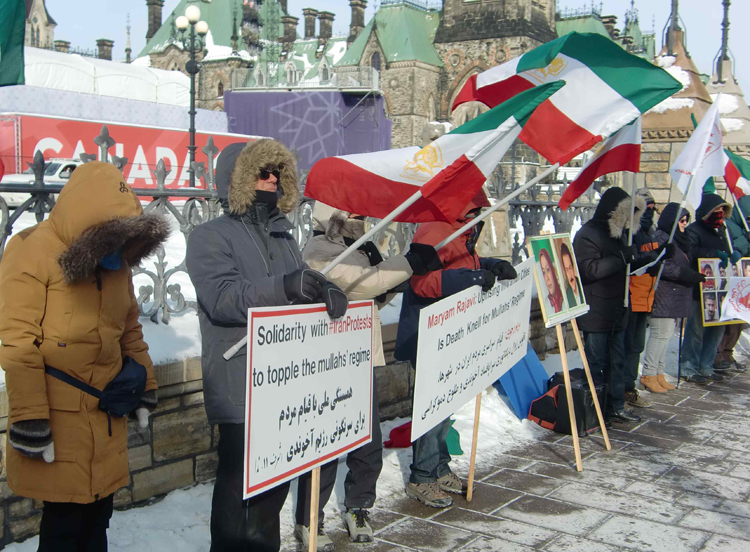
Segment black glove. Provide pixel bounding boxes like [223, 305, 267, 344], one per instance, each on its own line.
[490, 260, 517, 281]
[404, 243, 443, 276]
[658, 243, 676, 259]
[480, 269, 496, 292]
[621, 245, 638, 265]
[8, 419, 54, 463]
[678, 267, 707, 284]
[283, 269, 326, 303]
[319, 282, 348, 319]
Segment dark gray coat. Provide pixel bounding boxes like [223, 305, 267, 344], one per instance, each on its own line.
[186, 140, 304, 424]
[651, 228, 693, 319]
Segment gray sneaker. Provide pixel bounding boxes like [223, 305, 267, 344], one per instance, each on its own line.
[437, 472, 473, 495]
[344, 509, 374, 543]
[406, 482, 453, 508]
[294, 522, 335, 551]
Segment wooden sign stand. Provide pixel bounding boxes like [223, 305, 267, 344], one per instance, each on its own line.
[466, 393, 482, 502]
[308, 466, 321, 552]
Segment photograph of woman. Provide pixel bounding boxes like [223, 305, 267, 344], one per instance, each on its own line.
[535, 243, 567, 317]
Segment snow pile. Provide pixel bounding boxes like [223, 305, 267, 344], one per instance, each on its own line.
[647, 55, 693, 115]
[711, 93, 740, 116]
[722, 118, 745, 134]
[647, 97, 694, 115]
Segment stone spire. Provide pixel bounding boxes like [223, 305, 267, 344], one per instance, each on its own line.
[126, 13, 132, 63]
[642, 3, 712, 141]
[706, 0, 750, 149]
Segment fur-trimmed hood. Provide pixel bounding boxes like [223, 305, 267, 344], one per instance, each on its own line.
[49, 161, 170, 283]
[222, 139, 299, 215]
[592, 187, 646, 239]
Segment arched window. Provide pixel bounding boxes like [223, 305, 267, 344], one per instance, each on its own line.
[370, 52, 381, 72]
[217, 81, 224, 97]
[256, 70, 265, 87]
[320, 65, 330, 83]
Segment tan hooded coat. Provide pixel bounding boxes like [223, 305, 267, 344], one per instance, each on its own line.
[0, 162, 168, 503]
[303, 203, 412, 366]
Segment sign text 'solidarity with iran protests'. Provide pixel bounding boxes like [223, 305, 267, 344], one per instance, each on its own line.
[411, 259, 534, 441]
[243, 301, 374, 499]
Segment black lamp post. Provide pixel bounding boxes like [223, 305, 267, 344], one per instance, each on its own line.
[176, 6, 208, 188]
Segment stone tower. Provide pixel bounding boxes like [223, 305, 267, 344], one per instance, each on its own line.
[146, 0, 165, 40]
[433, 0, 557, 123]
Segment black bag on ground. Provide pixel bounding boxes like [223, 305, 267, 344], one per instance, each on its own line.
[528, 368, 607, 437]
[45, 356, 147, 434]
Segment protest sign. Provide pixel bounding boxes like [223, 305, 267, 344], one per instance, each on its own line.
[411, 258, 534, 441]
[243, 301, 374, 499]
[699, 258, 747, 326]
[720, 277, 750, 324]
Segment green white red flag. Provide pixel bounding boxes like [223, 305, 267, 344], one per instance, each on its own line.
[453, 32, 681, 164]
[558, 117, 641, 210]
[724, 149, 750, 198]
[305, 82, 563, 223]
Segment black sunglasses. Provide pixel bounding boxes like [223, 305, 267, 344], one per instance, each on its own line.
[259, 167, 280, 181]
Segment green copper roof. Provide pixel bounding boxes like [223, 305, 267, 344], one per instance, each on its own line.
[555, 16, 611, 39]
[138, 0, 284, 59]
[336, 3, 442, 67]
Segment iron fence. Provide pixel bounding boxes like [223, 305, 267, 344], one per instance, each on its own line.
[0, 126, 598, 322]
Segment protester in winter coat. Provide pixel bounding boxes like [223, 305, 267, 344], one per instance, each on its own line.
[713, 194, 750, 374]
[0, 162, 167, 551]
[186, 140, 348, 552]
[623, 188, 660, 407]
[642, 204, 704, 392]
[394, 190, 517, 508]
[573, 187, 661, 424]
[302, 202, 441, 543]
[681, 193, 735, 383]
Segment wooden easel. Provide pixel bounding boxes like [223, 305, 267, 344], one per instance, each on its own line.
[308, 467, 320, 552]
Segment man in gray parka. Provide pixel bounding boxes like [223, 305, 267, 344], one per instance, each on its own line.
[186, 140, 348, 552]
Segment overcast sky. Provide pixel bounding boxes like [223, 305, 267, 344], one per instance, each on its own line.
[47, 0, 750, 95]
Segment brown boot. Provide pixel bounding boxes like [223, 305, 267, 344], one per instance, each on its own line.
[640, 375, 667, 393]
[656, 373, 676, 390]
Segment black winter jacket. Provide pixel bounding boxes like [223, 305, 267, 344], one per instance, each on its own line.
[651, 204, 696, 319]
[573, 187, 650, 333]
[685, 194, 732, 301]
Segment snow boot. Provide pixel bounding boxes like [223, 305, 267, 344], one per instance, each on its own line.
[343, 509, 374, 543]
[656, 374, 676, 390]
[406, 482, 453, 508]
[640, 375, 666, 394]
[437, 472, 473, 496]
[294, 522, 335, 551]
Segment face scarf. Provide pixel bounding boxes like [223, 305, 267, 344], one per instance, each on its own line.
[706, 209, 725, 229]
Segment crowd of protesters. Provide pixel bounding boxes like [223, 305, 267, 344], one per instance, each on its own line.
[0, 139, 746, 551]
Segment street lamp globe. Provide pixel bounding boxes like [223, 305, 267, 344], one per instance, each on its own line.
[185, 5, 201, 23]
[196, 20, 209, 36]
[175, 15, 189, 30]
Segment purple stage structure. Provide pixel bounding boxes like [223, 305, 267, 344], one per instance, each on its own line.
[224, 90, 392, 176]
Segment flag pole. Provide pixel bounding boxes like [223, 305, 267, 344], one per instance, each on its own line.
[730, 192, 750, 234]
[434, 163, 560, 251]
[223, 188, 426, 360]
[624, 172, 637, 307]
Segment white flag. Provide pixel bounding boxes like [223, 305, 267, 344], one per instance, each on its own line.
[720, 277, 750, 323]
[670, 99, 726, 209]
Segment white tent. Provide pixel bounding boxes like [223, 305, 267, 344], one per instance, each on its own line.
[24, 47, 190, 107]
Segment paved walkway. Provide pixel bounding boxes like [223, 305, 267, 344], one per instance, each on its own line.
[293, 366, 750, 552]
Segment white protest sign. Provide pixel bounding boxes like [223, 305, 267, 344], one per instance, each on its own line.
[243, 301, 374, 499]
[411, 258, 534, 441]
[720, 277, 750, 324]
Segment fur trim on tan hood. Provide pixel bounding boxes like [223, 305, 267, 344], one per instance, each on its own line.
[230, 139, 299, 214]
[608, 194, 646, 239]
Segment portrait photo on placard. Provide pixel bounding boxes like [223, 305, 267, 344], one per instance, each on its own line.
[553, 235, 585, 309]
[530, 237, 568, 320]
[742, 259, 750, 278]
[700, 260, 719, 291]
[702, 292, 720, 323]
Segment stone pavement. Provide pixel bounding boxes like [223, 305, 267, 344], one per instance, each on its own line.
[291, 368, 750, 552]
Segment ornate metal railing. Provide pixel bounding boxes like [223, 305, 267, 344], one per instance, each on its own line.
[0, 126, 315, 324]
[0, 127, 599, 322]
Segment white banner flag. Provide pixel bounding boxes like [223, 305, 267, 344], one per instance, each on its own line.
[411, 259, 534, 441]
[720, 277, 750, 323]
[670, 99, 727, 209]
